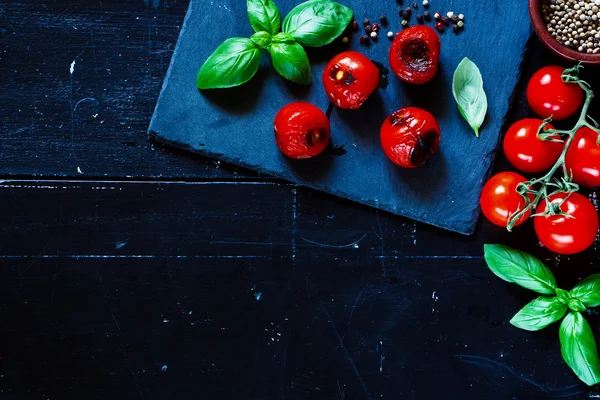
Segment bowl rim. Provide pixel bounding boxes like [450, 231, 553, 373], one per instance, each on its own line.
[529, 0, 600, 64]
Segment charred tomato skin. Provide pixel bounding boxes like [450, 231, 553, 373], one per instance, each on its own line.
[322, 51, 381, 110]
[380, 107, 441, 168]
[274, 102, 330, 159]
[389, 26, 440, 85]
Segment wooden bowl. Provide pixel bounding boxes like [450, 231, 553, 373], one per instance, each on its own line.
[529, 0, 600, 64]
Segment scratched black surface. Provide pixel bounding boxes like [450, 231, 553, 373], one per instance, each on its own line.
[1, 1, 600, 399]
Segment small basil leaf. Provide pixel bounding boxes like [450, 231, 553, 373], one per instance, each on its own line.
[452, 57, 488, 137]
[510, 296, 567, 331]
[483, 244, 557, 294]
[272, 32, 296, 44]
[251, 31, 272, 49]
[569, 298, 587, 312]
[247, 0, 281, 35]
[197, 38, 261, 90]
[559, 311, 600, 386]
[556, 288, 571, 305]
[269, 42, 311, 85]
[282, 0, 353, 47]
[570, 274, 600, 307]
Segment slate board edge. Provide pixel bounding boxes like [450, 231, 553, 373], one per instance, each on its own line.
[147, 2, 534, 236]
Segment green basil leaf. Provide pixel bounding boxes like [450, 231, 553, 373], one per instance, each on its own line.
[556, 288, 571, 305]
[196, 38, 262, 90]
[247, 0, 281, 35]
[559, 311, 600, 386]
[483, 244, 556, 294]
[510, 296, 567, 331]
[251, 31, 272, 49]
[570, 274, 600, 307]
[452, 57, 488, 137]
[282, 0, 353, 47]
[269, 42, 311, 85]
[569, 298, 587, 312]
[272, 32, 296, 44]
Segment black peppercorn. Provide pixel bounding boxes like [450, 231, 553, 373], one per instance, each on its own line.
[380, 15, 388, 25]
[365, 24, 372, 34]
[451, 15, 459, 24]
[352, 20, 359, 31]
[423, 10, 431, 20]
[405, 7, 412, 14]
[363, 18, 370, 26]
[359, 35, 370, 45]
[416, 15, 424, 24]
[441, 15, 450, 25]
[412, 2, 418, 8]
[452, 23, 459, 32]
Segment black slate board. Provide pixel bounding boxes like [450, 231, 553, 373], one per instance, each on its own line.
[148, 0, 531, 234]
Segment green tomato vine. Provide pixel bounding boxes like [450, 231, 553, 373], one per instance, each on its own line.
[507, 65, 600, 232]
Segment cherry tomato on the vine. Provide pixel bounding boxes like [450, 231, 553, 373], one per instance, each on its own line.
[389, 26, 441, 85]
[565, 126, 600, 188]
[503, 118, 562, 173]
[480, 172, 533, 228]
[274, 102, 330, 159]
[534, 192, 598, 255]
[322, 51, 380, 110]
[526, 66, 584, 121]
[380, 107, 441, 168]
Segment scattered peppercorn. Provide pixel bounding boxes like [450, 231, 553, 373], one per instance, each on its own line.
[343, 36, 349, 43]
[372, 23, 380, 32]
[458, 13, 465, 21]
[423, 0, 429, 7]
[380, 15, 388, 25]
[363, 18, 370, 26]
[457, 20, 464, 28]
[435, 21, 444, 31]
[434, 12, 441, 20]
[452, 23, 460, 32]
[359, 35, 370, 45]
[424, 10, 431, 20]
[402, 19, 409, 27]
[365, 24, 372, 34]
[417, 14, 424, 24]
[441, 15, 450, 25]
[405, 7, 412, 15]
[446, 11, 454, 18]
[413, 2, 418, 9]
[387, 31, 394, 38]
[352, 20, 359, 31]
[451, 15, 459, 23]
[370, 31, 378, 39]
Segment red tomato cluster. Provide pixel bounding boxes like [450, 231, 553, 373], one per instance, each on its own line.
[274, 26, 442, 168]
[480, 65, 599, 255]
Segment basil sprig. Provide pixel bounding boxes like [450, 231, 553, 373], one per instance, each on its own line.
[484, 244, 600, 386]
[452, 57, 488, 137]
[197, 0, 353, 89]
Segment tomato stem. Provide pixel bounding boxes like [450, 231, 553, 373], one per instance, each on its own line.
[506, 64, 594, 232]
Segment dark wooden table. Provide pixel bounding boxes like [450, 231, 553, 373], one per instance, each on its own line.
[2, 1, 600, 399]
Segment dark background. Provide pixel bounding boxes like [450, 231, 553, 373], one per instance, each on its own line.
[1, 1, 600, 399]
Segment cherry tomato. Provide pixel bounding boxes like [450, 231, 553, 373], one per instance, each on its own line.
[322, 51, 380, 110]
[388, 26, 440, 85]
[502, 118, 562, 173]
[380, 107, 441, 168]
[565, 127, 600, 188]
[480, 172, 532, 228]
[534, 192, 598, 255]
[526, 66, 584, 121]
[274, 102, 330, 159]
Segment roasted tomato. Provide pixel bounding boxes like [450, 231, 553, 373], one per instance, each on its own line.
[274, 102, 330, 159]
[565, 127, 600, 188]
[380, 107, 441, 168]
[502, 118, 562, 173]
[322, 51, 380, 110]
[388, 26, 441, 85]
[534, 192, 599, 255]
[480, 172, 533, 228]
[526, 66, 584, 121]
